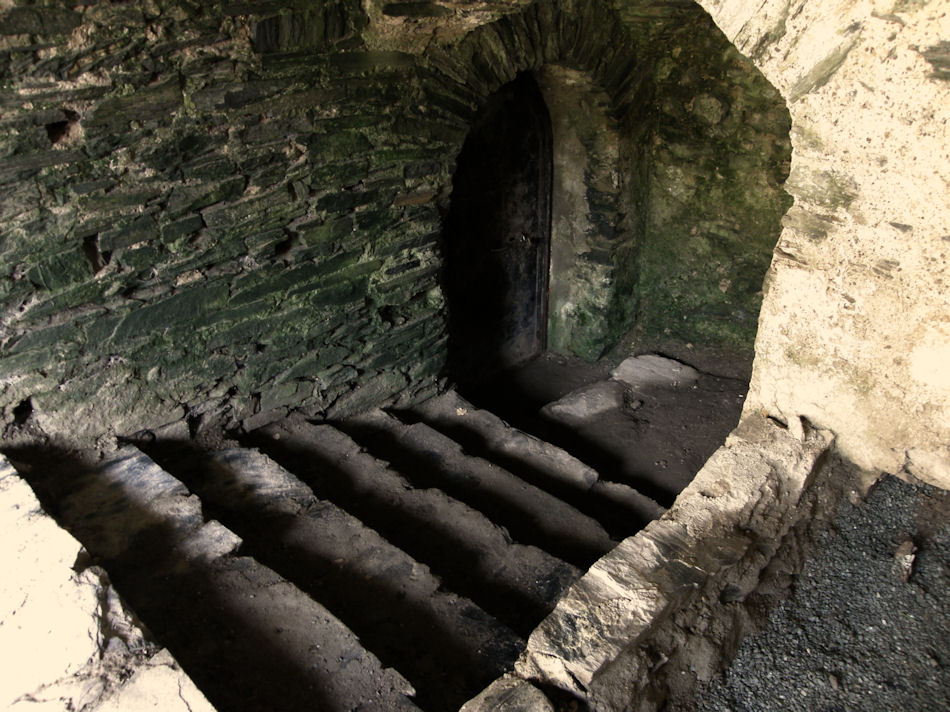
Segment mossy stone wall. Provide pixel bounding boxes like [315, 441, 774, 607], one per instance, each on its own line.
[638, 20, 792, 363]
[0, 0, 791, 443]
[430, 0, 791, 367]
[0, 1, 452, 441]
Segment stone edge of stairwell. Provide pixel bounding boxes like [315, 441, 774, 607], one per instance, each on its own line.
[0, 452, 217, 712]
[459, 414, 835, 711]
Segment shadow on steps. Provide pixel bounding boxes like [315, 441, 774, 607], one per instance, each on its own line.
[457, 372, 679, 508]
[334, 414, 615, 569]
[392, 405, 658, 540]
[238, 427, 565, 638]
[137, 436, 523, 712]
[1, 444, 348, 712]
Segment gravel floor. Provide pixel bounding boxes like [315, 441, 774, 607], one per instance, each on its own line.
[693, 475, 950, 712]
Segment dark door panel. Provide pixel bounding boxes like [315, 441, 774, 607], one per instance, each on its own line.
[443, 72, 553, 385]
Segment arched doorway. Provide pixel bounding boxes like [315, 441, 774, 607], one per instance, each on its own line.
[442, 71, 553, 387]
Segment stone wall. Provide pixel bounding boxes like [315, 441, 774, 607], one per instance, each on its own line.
[694, 0, 950, 488]
[0, 0, 794, 445]
[638, 21, 792, 369]
[458, 0, 950, 706]
[3, 1, 949, 709]
[417, 0, 792, 365]
[539, 65, 625, 361]
[0, 1, 452, 444]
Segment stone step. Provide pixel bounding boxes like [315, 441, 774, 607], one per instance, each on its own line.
[55, 446, 241, 564]
[407, 389, 599, 492]
[142, 443, 524, 712]
[0, 453, 215, 712]
[404, 389, 665, 537]
[245, 417, 581, 637]
[588, 479, 666, 533]
[338, 408, 617, 567]
[29, 446, 420, 712]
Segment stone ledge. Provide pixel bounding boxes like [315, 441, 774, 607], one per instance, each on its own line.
[465, 414, 833, 710]
[460, 674, 555, 712]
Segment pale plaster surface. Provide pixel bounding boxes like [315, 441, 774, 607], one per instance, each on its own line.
[695, 0, 950, 488]
[0, 455, 214, 712]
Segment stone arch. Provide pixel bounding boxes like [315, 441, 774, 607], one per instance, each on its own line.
[425, 0, 793, 377]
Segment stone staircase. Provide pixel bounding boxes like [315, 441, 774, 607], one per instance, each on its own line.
[5, 356, 740, 712]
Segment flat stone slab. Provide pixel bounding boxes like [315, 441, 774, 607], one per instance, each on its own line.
[610, 354, 700, 390]
[541, 380, 625, 423]
[542, 355, 701, 425]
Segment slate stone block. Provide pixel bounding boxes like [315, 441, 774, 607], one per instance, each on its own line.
[167, 177, 246, 217]
[87, 80, 182, 132]
[6, 323, 80, 355]
[382, 3, 452, 18]
[160, 215, 204, 244]
[328, 50, 416, 74]
[100, 216, 159, 252]
[297, 216, 353, 246]
[112, 284, 229, 342]
[0, 150, 84, 182]
[308, 131, 373, 163]
[0, 7, 82, 36]
[26, 247, 91, 291]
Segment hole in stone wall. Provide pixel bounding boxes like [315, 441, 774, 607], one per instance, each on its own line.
[45, 109, 79, 145]
[274, 234, 294, 259]
[81, 234, 109, 274]
[187, 413, 203, 439]
[12, 398, 33, 425]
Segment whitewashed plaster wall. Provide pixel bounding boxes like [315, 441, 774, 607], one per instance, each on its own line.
[696, 0, 950, 488]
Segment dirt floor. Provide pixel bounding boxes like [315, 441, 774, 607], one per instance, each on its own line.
[460, 351, 749, 508]
[680, 474, 950, 712]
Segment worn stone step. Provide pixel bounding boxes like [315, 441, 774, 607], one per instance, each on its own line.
[403, 389, 665, 537]
[22, 446, 420, 712]
[245, 417, 581, 637]
[55, 446, 237, 562]
[142, 443, 524, 712]
[0, 453, 216, 712]
[338, 409, 617, 567]
[586, 479, 666, 535]
[407, 389, 599, 491]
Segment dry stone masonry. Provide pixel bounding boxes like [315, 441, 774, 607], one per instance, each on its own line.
[0, 0, 792, 445]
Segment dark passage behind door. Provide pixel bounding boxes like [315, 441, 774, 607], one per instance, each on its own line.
[443, 72, 553, 386]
